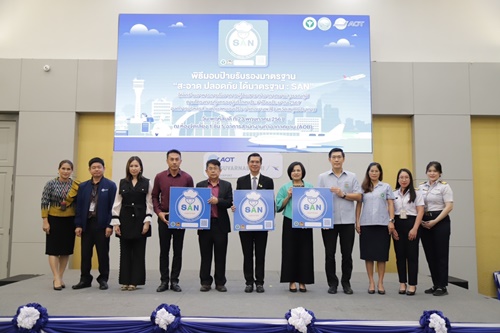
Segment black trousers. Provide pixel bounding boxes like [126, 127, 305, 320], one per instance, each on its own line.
[198, 219, 228, 286]
[321, 224, 355, 288]
[158, 219, 185, 284]
[239, 231, 268, 286]
[420, 211, 451, 288]
[80, 218, 110, 283]
[393, 215, 420, 285]
[118, 237, 147, 285]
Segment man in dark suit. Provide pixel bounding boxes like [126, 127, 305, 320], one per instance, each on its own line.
[196, 159, 233, 292]
[235, 153, 274, 293]
[73, 157, 117, 290]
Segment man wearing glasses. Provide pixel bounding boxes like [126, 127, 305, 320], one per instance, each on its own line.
[318, 148, 362, 295]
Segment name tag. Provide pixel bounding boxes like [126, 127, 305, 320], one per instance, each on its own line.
[89, 201, 96, 212]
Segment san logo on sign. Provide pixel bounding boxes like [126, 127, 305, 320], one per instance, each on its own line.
[240, 191, 268, 224]
[175, 189, 204, 222]
[298, 189, 327, 220]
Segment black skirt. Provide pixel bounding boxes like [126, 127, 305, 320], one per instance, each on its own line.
[280, 217, 314, 284]
[45, 215, 76, 255]
[359, 225, 390, 261]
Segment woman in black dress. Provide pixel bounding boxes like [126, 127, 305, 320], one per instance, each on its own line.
[276, 162, 314, 292]
[111, 156, 153, 291]
[41, 160, 79, 290]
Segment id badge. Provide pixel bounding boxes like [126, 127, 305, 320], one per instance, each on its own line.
[400, 209, 407, 219]
[89, 201, 96, 212]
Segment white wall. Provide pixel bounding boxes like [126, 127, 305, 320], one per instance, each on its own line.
[2, 0, 500, 292]
[1, 0, 500, 61]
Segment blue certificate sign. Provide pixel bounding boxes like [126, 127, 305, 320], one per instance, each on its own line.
[169, 187, 211, 229]
[292, 187, 333, 228]
[233, 190, 275, 231]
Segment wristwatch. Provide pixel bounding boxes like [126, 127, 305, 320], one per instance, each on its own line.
[342, 192, 347, 199]
[389, 218, 395, 223]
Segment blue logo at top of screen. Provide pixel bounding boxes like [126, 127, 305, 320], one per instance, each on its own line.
[303, 17, 365, 31]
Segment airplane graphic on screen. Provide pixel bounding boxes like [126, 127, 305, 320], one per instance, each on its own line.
[343, 74, 366, 81]
[248, 124, 345, 149]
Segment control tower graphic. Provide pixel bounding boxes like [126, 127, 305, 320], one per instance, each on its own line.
[132, 78, 144, 122]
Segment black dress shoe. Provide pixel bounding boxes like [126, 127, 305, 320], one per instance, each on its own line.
[433, 287, 448, 296]
[424, 286, 437, 294]
[377, 289, 386, 295]
[98, 281, 108, 290]
[157, 282, 169, 292]
[367, 289, 375, 294]
[215, 285, 227, 292]
[170, 283, 182, 292]
[328, 286, 337, 294]
[72, 281, 91, 290]
[256, 285, 265, 293]
[200, 285, 211, 292]
[289, 287, 298, 293]
[342, 285, 353, 295]
[245, 285, 254, 293]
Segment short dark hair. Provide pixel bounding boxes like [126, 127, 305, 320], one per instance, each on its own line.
[125, 156, 144, 181]
[426, 161, 442, 174]
[167, 149, 182, 159]
[88, 157, 105, 167]
[206, 159, 220, 169]
[58, 159, 73, 170]
[287, 161, 306, 180]
[247, 152, 262, 163]
[328, 148, 345, 158]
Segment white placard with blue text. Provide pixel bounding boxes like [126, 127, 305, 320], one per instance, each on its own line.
[234, 190, 275, 231]
[169, 187, 211, 229]
[292, 187, 333, 228]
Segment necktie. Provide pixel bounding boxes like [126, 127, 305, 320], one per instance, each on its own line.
[252, 176, 257, 190]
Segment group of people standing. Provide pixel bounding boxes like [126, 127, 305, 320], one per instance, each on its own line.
[40, 148, 453, 296]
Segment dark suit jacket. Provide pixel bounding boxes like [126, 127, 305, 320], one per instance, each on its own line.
[236, 174, 274, 190]
[75, 177, 117, 231]
[196, 178, 233, 234]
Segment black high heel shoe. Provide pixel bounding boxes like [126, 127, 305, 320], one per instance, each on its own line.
[399, 284, 407, 294]
[53, 281, 62, 291]
[406, 286, 416, 296]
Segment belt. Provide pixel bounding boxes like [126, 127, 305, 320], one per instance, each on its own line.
[424, 211, 442, 217]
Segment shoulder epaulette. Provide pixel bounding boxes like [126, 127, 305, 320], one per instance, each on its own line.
[419, 181, 426, 185]
[441, 181, 447, 184]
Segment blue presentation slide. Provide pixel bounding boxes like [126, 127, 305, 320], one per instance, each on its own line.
[114, 14, 371, 152]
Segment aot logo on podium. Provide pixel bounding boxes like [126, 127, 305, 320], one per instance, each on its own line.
[233, 190, 275, 231]
[292, 188, 333, 229]
[169, 187, 211, 229]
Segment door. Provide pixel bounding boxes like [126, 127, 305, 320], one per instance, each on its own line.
[0, 120, 17, 278]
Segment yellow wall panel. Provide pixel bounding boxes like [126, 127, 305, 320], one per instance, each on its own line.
[372, 116, 413, 273]
[471, 116, 500, 297]
[72, 113, 115, 269]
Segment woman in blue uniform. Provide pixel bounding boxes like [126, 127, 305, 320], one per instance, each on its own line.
[356, 162, 395, 295]
[112, 156, 153, 291]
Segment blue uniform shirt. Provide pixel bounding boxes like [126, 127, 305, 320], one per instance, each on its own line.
[359, 181, 395, 226]
[317, 170, 361, 225]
